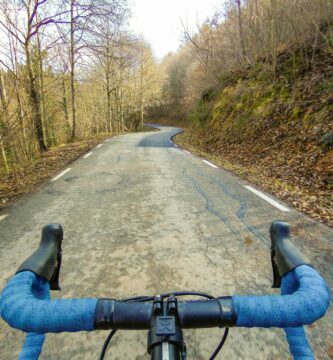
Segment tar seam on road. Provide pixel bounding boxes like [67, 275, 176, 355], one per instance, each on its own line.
[202, 160, 219, 169]
[83, 152, 93, 159]
[51, 168, 72, 182]
[0, 214, 9, 222]
[244, 185, 290, 212]
[96, 144, 102, 149]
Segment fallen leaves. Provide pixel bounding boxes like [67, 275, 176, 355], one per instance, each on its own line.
[244, 236, 253, 246]
[175, 129, 333, 228]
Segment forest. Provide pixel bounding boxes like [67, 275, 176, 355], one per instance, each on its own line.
[0, 0, 332, 224]
[0, 0, 163, 172]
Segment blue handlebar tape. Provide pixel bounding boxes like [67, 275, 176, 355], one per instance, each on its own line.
[233, 265, 330, 328]
[19, 333, 45, 360]
[280, 266, 315, 359]
[284, 327, 314, 359]
[0, 271, 97, 333]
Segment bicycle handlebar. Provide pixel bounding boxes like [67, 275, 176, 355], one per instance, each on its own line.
[1, 265, 329, 334]
[0, 221, 330, 360]
[19, 333, 45, 360]
[93, 296, 236, 330]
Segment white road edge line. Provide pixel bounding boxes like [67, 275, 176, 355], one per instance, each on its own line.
[184, 150, 191, 155]
[96, 144, 102, 149]
[83, 152, 92, 159]
[244, 185, 290, 212]
[51, 168, 72, 182]
[0, 214, 9, 221]
[202, 159, 218, 169]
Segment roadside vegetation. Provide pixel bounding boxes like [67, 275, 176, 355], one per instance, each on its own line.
[155, 0, 333, 226]
[0, 0, 164, 175]
[0, 0, 164, 206]
[1, 1, 332, 226]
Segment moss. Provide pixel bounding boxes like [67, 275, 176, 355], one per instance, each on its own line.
[188, 100, 211, 126]
[315, 77, 333, 92]
[218, 71, 238, 88]
[250, 63, 274, 81]
[202, 87, 217, 102]
[279, 86, 290, 102]
[314, 106, 331, 124]
[291, 106, 301, 119]
[279, 50, 308, 78]
[302, 108, 313, 127]
[194, 42, 331, 147]
[255, 103, 273, 117]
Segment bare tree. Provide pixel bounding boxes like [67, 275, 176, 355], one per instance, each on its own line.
[0, 0, 71, 152]
[60, 0, 128, 138]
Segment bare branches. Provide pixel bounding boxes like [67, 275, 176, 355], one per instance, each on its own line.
[0, 0, 165, 172]
[181, 18, 209, 54]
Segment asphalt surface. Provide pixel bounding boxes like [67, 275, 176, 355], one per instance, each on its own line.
[0, 125, 332, 360]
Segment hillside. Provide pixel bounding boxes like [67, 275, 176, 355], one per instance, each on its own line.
[175, 44, 333, 226]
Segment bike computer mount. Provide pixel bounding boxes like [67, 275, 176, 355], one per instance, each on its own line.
[148, 295, 187, 360]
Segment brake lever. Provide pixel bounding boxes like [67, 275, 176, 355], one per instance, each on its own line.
[49, 243, 62, 290]
[270, 221, 310, 289]
[16, 224, 63, 291]
[270, 247, 282, 288]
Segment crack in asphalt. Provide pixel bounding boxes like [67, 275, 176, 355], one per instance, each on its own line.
[167, 144, 269, 247]
[182, 167, 239, 236]
[196, 170, 269, 247]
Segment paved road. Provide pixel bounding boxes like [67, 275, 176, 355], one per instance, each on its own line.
[0, 126, 332, 360]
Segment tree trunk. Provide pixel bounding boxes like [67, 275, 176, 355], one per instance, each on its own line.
[62, 77, 71, 137]
[106, 71, 112, 133]
[24, 40, 47, 152]
[0, 70, 10, 171]
[120, 88, 124, 134]
[11, 36, 30, 157]
[105, 41, 112, 133]
[70, 0, 77, 139]
[0, 137, 9, 172]
[140, 53, 144, 131]
[15, 80, 29, 156]
[141, 99, 144, 132]
[37, 29, 49, 147]
[236, 0, 246, 62]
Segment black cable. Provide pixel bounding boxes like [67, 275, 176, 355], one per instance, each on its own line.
[120, 290, 215, 302]
[209, 328, 229, 360]
[161, 291, 215, 300]
[99, 329, 117, 360]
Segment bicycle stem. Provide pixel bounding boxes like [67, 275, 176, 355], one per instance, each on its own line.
[148, 295, 185, 360]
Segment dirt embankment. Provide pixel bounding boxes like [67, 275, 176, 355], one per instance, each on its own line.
[173, 47, 333, 227]
[0, 135, 111, 211]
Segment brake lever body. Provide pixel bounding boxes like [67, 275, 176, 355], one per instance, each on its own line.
[16, 224, 63, 290]
[270, 221, 311, 288]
